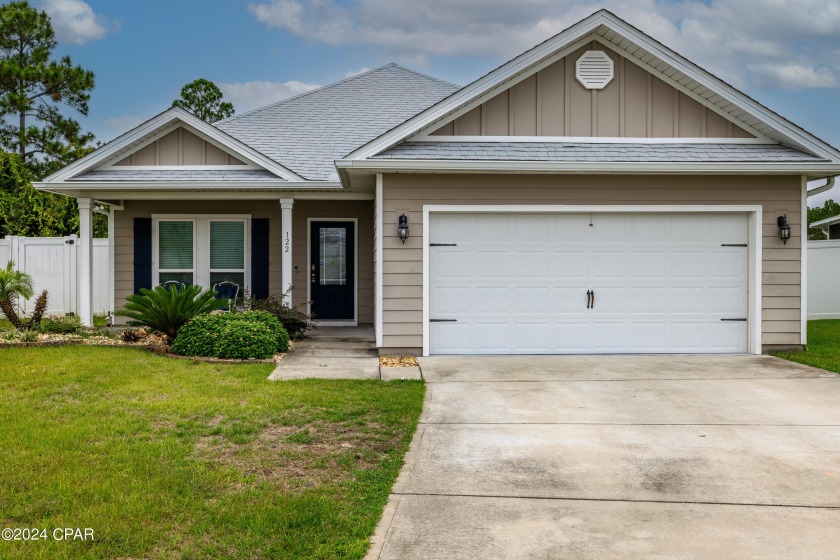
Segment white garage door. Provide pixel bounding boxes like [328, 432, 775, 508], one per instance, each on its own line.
[429, 212, 749, 354]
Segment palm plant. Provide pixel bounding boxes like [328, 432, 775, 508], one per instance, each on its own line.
[118, 284, 219, 343]
[0, 261, 34, 330]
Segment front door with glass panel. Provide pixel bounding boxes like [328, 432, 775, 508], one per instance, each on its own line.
[310, 221, 354, 320]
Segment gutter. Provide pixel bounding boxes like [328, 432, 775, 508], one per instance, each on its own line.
[807, 176, 836, 197]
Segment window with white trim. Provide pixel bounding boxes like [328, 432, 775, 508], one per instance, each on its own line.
[153, 216, 250, 290]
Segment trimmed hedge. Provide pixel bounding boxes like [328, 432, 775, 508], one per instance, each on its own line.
[172, 310, 290, 359]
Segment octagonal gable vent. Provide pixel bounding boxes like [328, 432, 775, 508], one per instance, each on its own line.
[576, 50, 614, 89]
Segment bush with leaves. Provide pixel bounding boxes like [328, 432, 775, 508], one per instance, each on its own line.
[251, 293, 315, 340]
[214, 321, 276, 360]
[172, 310, 289, 358]
[117, 284, 219, 343]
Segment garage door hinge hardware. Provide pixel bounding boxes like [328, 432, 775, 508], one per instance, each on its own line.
[720, 318, 748, 321]
[430, 243, 457, 246]
[720, 244, 747, 247]
[430, 319, 458, 322]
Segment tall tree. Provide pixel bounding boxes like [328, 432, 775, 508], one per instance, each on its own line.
[807, 199, 840, 240]
[172, 79, 234, 123]
[0, 1, 96, 179]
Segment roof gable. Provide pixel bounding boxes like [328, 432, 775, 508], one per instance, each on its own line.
[424, 40, 757, 140]
[345, 10, 840, 162]
[41, 107, 304, 184]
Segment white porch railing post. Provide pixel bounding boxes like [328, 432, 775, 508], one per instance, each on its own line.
[280, 198, 294, 307]
[77, 198, 94, 326]
[65, 234, 78, 316]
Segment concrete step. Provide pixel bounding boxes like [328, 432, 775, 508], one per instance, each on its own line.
[291, 347, 379, 358]
[297, 340, 377, 350]
[269, 357, 380, 380]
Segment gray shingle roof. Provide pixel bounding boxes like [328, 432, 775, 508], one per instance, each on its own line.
[373, 142, 826, 162]
[216, 64, 459, 180]
[70, 169, 282, 182]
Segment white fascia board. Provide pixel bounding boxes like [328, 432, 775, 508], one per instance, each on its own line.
[41, 107, 305, 183]
[335, 159, 840, 175]
[33, 180, 341, 191]
[810, 215, 840, 227]
[412, 136, 774, 144]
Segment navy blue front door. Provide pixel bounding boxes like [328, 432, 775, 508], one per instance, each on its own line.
[310, 221, 355, 320]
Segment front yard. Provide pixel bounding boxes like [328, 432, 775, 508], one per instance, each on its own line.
[774, 319, 840, 374]
[0, 346, 424, 559]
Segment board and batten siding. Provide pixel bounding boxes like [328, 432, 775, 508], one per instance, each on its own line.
[113, 199, 374, 325]
[380, 174, 802, 352]
[113, 128, 247, 166]
[429, 41, 754, 139]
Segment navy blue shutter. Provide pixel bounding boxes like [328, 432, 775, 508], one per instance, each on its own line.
[134, 218, 153, 293]
[251, 219, 270, 300]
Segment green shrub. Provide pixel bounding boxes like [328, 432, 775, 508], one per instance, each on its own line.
[172, 310, 289, 358]
[251, 293, 314, 340]
[39, 315, 82, 334]
[117, 284, 219, 343]
[215, 320, 276, 360]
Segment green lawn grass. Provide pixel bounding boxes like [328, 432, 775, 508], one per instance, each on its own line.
[0, 346, 424, 559]
[774, 319, 840, 374]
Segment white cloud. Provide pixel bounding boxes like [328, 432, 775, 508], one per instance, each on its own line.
[40, 0, 119, 45]
[217, 80, 320, 113]
[345, 67, 371, 78]
[247, 0, 840, 91]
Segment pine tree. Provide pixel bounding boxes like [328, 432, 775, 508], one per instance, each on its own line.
[172, 79, 234, 123]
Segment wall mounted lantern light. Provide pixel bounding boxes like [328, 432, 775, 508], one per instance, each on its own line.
[397, 214, 409, 244]
[777, 215, 791, 244]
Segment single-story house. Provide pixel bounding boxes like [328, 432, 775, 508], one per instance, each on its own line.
[810, 214, 840, 240]
[36, 9, 840, 356]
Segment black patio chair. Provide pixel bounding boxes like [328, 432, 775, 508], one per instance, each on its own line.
[213, 281, 240, 312]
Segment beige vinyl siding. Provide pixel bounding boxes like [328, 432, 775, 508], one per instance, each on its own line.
[430, 42, 755, 139]
[290, 200, 374, 324]
[113, 199, 373, 325]
[381, 174, 801, 352]
[113, 128, 247, 166]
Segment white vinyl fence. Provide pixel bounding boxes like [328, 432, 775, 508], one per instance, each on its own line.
[0, 236, 110, 316]
[808, 240, 840, 319]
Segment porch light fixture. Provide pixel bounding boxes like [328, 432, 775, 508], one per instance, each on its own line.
[397, 213, 409, 244]
[777, 215, 791, 244]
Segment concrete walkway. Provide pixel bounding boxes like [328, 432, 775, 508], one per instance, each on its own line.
[268, 326, 421, 380]
[368, 355, 840, 559]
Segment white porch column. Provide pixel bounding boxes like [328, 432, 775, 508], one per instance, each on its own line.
[77, 198, 94, 327]
[280, 198, 294, 307]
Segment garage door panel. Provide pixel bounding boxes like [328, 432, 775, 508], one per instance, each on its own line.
[629, 250, 667, 279]
[670, 251, 706, 279]
[430, 212, 749, 355]
[513, 287, 551, 314]
[552, 251, 587, 279]
[473, 251, 508, 279]
[590, 250, 627, 279]
[513, 251, 550, 280]
[670, 286, 707, 313]
[472, 287, 510, 314]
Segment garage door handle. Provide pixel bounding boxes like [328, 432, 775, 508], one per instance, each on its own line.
[721, 318, 747, 321]
[591, 290, 595, 309]
[430, 319, 458, 322]
[586, 290, 592, 309]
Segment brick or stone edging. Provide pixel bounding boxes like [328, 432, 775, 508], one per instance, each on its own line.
[0, 339, 281, 364]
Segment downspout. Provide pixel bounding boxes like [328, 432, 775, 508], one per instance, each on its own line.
[807, 176, 835, 198]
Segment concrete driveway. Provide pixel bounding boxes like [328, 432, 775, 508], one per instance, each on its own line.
[367, 355, 840, 559]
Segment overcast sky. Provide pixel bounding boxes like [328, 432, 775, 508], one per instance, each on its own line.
[41, 0, 840, 205]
